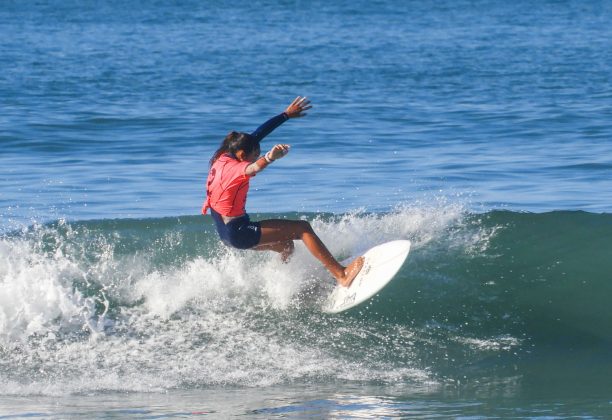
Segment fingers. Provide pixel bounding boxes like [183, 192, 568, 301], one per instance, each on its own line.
[290, 96, 308, 107]
[270, 144, 290, 159]
[296, 96, 311, 110]
[286, 96, 313, 117]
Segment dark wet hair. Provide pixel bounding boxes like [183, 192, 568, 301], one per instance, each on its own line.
[209, 131, 260, 167]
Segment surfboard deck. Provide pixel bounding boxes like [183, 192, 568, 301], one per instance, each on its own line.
[322, 240, 411, 314]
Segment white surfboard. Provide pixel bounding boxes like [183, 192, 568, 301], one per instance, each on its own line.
[322, 240, 411, 314]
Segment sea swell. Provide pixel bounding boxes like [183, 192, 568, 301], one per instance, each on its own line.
[400, 210, 612, 345]
[0, 205, 610, 395]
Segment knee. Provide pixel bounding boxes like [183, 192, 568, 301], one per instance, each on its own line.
[284, 240, 295, 254]
[280, 240, 295, 263]
[286, 220, 314, 241]
[296, 220, 314, 235]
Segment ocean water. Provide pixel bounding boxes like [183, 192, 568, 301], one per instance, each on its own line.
[1, 0, 612, 418]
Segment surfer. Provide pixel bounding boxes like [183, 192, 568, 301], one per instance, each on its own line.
[202, 97, 363, 287]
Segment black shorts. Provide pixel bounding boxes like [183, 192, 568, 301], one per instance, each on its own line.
[210, 209, 262, 250]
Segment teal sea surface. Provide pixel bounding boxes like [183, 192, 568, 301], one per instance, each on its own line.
[1, 0, 612, 418]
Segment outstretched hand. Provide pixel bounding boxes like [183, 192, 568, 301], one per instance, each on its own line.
[267, 144, 291, 161]
[284, 96, 312, 118]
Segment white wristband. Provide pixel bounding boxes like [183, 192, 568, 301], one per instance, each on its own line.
[264, 152, 274, 163]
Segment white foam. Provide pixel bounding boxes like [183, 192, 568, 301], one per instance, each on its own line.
[0, 238, 94, 343]
[0, 202, 499, 395]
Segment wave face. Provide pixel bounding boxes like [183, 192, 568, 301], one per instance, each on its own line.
[1, 205, 610, 395]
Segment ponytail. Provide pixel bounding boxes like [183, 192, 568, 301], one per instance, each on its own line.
[209, 131, 259, 167]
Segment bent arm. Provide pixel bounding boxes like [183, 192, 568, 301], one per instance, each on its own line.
[245, 144, 290, 176]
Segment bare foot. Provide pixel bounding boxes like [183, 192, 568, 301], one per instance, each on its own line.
[336, 256, 364, 287]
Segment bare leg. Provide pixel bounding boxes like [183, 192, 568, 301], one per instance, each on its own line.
[253, 219, 364, 287]
[253, 240, 294, 263]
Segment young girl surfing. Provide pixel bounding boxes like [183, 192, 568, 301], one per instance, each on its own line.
[202, 97, 364, 287]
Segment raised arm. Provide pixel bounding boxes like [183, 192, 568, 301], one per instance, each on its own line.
[250, 96, 312, 144]
[250, 113, 288, 144]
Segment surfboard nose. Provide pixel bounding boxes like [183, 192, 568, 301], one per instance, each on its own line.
[323, 240, 411, 313]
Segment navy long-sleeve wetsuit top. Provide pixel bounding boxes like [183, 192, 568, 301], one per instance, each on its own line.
[250, 112, 289, 144]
